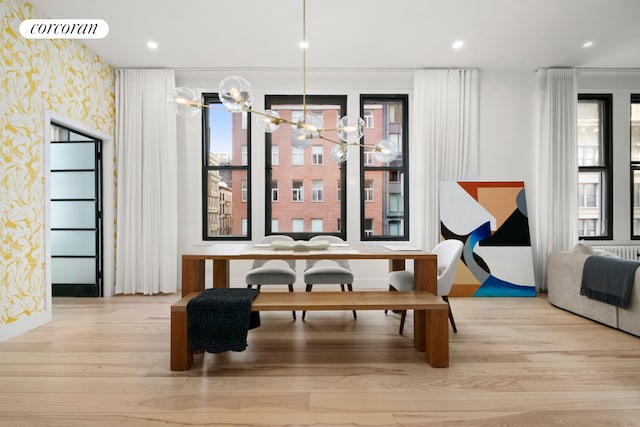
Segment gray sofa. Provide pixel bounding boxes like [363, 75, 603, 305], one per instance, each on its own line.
[547, 250, 640, 337]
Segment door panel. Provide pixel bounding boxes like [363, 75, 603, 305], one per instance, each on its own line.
[50, 123, 102, 297]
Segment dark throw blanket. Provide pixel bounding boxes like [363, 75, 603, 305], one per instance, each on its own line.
[580, 256, 639, 309]
[187, 288, 261, 353]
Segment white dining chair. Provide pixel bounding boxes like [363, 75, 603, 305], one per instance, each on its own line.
[246, 235, 298, 320]
[386, 239, 464, 334]
[302, 235, 356, 320]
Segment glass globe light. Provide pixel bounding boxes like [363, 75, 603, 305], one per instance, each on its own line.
[218, 75, 253, 112]
[330, 143, 349, 163]
[254, 110, 281, 133]
[372, 139, 399, 163]
[167, 87, 201, 117]
[337, 115, 364, 143]
[290, 114, 321, 149]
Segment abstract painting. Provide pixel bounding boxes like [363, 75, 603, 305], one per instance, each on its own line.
[439, 181, 536, 297]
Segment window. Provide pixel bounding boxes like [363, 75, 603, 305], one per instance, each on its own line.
[272, 180, 279, 202]
[364, 179, 374, 202]
[202, 93, 250, 240]
[292, 218, 304, 232]
[241, 145, 248, 166]
[312, 145, 324, 165]
[292, 180, 304, 202]
[272, 219, 279, 232]
[241, 180, 247, 202]
[632, 95, 640, 238]
[360, 95, 409, 240]
[364, 218, 374, 236]
[364, 151, 374, 166]
[265, 95, 347, 239]
[272, 145, 279, 166]
[312, 180, 324, 202]
[241, 111, 248, 130]
[311, 218, 323, 232]
[363, 109, 374, 128]
[292, 147, 304, 165]
[577, 94, 612, 240]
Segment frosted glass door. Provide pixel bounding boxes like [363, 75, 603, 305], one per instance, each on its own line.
[50, 123, 102, 297]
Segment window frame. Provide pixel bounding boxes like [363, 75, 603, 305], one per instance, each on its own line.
[264, 94, 347, 240]
[292, 179, 304, 202]
[577, 93, 613, 241]
[201, 93, 251, 241]
[360, 94, 409, 241]
[311, 145, 324, 165]
[312, 179, 324, 202]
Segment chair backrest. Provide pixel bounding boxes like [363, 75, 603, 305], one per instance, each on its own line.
[305, 235, 350, 270]
[432, 239, 464, 296]
[252, 235, 296, 270]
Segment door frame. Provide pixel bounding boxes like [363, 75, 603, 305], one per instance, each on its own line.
[44, 111, 115, 300]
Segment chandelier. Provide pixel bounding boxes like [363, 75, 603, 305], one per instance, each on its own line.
[167, 0, 399, 164]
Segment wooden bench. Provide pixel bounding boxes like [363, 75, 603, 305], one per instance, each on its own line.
[171, 290, 449, 371]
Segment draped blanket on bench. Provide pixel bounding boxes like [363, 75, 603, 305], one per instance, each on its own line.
[580, 256, 639, 309]
[187, 288, 261, 353]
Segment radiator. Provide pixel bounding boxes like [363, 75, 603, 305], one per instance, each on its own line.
[591, 245, 640, 261]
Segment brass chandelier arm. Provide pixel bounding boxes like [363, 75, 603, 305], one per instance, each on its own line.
[182, 100, 382, 150]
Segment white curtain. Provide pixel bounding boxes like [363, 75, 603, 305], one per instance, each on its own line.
[411, 69, 479, 252]
[532, 68, 577, 291]
[115, 69, 178, 295]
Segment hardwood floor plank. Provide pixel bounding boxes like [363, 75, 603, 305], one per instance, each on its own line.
[0, 294, 638, 426]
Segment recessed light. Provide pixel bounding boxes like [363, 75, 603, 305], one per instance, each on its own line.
[582, 41, 594, 48]
[452, 40, 464, 50]
[299, 40, 309, 49]
[147, 40, 159, 50]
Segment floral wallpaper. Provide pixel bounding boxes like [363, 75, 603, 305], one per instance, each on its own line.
[0, 0, 114, 326]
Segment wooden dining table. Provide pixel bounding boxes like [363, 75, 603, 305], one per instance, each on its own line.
[180, 243, 440, 351]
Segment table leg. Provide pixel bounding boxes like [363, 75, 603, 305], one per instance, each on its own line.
[182, 258, 205, 297]
[212, 259, 230, 288]
[412, 257, 438, 350]
[425, 308, 449, 367]
[389, 259, 405, 272]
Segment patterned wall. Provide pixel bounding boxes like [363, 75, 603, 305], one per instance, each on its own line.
[0, 0, 115, 326]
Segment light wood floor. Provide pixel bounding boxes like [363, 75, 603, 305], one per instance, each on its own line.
[1, 294, 639, 426]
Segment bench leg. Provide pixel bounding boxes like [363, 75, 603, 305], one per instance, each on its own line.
[424, 309, 449, 368]
[171, 309, 193, 371]
[413, 310, 426, 351]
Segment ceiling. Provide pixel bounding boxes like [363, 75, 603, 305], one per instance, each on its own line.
[28, 0, 640, 71]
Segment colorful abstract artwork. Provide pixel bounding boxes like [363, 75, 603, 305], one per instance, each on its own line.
[439, 181, 536, 297]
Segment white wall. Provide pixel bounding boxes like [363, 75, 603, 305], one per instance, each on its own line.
[174, 68, 544, 289]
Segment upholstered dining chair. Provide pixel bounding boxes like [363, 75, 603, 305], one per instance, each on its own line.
[386, 239, 464, 334]
[302, 235, 356, 320]
[246, 235, 297, 320]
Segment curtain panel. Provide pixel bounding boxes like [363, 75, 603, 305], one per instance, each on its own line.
[411, 69, 479, 252]
[115, 69, 178, 294]
[532, 68, 578, 291]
